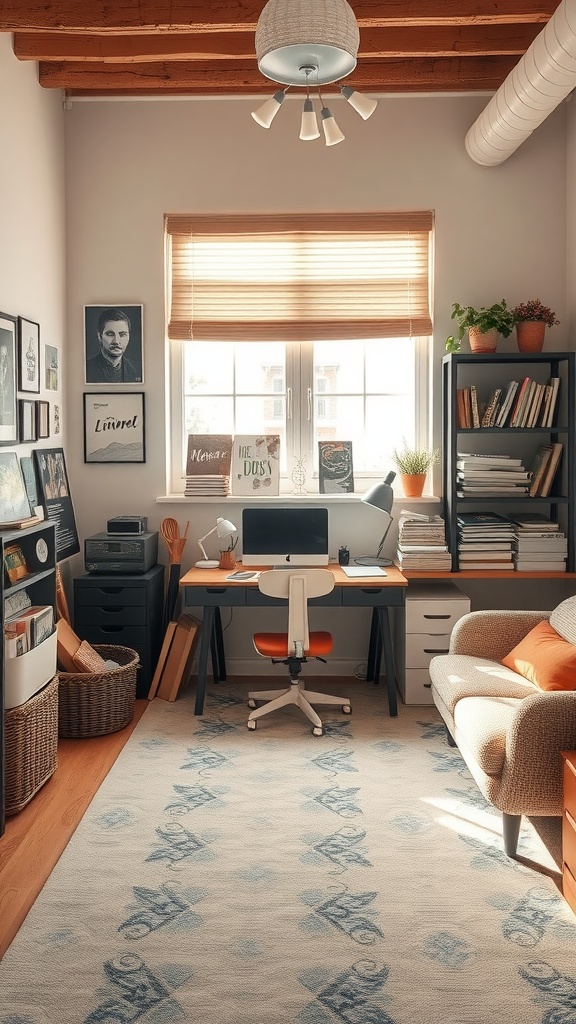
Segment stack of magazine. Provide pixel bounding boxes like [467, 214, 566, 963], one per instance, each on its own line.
[456, 452, 530, 497]
[457, 512, 516, 570]
[510, 512, 567, 572]
[395, 511, 451, 570]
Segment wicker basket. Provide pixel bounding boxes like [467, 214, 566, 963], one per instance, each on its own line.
[58, 645, 139, 738]
[5, 674, 59, 815]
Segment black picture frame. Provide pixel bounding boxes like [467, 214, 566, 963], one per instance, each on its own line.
[18, 399, 37, 442]
[84, 304, 144, 385]
[36, 400, 50, 439]
[33, 447, 80, 561]
[18, 316, 41, 393]
[83, 391, 146, 463]
[0, 312, 18, 445]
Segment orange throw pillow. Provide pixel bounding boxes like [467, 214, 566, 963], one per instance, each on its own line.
[502, 620, 576, 691]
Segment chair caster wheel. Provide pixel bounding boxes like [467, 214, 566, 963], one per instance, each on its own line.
[342, 705, 352, 714]
[312, 726, 323, 736]
[247, 719, 257, 730]
[248, 699, 257, 709]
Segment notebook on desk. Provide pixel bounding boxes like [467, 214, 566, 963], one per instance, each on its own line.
[340, 565, 387, 578]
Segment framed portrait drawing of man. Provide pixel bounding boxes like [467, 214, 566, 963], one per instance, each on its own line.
[0, 312, 18, 445]
[84, 304, 144, 385]
[18, 316, 40, 393]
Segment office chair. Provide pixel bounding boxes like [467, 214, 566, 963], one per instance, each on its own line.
[247, 568, 351, 735]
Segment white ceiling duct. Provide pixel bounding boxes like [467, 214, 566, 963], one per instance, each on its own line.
[466, 0, 576, 166]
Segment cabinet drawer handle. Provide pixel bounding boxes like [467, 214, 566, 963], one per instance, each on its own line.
[99, 587, 124, 595]
[361, 588, 383, 594]
[99, 606, 124, 613]
[98, 625, 123, 633]
[423, 648, 449, 654]
[206, 588, 227, 594]
[423, 614, 451, 620]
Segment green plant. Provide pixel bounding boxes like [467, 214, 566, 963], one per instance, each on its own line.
[445, 300, 515, 352]
[391, 440, 440, 475]
[511, 299, 559, 327]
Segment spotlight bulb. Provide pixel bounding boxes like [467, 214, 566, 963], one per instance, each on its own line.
[251, 90, 286, 128]
[340, 86, 378, 120]
[320, 107, 345, 146]
[299, 98, 320, 141]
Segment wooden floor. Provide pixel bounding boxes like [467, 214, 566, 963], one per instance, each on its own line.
[0, 698, 149, 961]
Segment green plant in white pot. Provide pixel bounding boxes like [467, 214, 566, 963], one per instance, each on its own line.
[445, 300, 515, 353]
[391, 441, 440, 497]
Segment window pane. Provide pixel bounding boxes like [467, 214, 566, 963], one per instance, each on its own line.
[184, 342, 233, 393]
[184, 396, 234, 435]
[365, 396, 415, 471]
[235, 342, 285, 394]
[365, 339, 415, 393]
[314, 340, 363, 393]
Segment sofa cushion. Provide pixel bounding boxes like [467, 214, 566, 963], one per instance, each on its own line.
[550, 595, 576, 644]
[453, 695, 523, 776]
[429, 653, 537, 715]
[501, 620, 576, 691]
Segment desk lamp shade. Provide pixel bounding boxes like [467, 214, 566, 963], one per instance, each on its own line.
[356, 471, 396, 566]
[196, 517, 237, 569]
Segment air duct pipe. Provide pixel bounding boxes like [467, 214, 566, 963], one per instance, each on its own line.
[466, 0, 576, 166]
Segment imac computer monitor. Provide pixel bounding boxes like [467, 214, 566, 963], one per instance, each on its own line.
[241, 507, 329, 567]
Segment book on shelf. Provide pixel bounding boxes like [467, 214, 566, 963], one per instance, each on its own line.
[526, 383, 545, 428]
[542, 376, 560, 427]
[510, 512, 560, 530]
[457, 512, 513, 528]
[459, 561, 515, 570]
[469, 385, 480, 429]
[508, 376, 532, 427]
[527, 444, 554, 497]
[514, 560, 567, 572]
[456, 389, 467, 429]
[518, 379, 538, 427]
[494, 381, 519, 427]
[0, 514, 42, 531]
[457, 453, 524, 467]
[513, 546, 567, 558]
[538, 442, 563, 497]
[459, 541, 513, 550]
[480, 387, 502, 428]
[463, 388, 472, 429]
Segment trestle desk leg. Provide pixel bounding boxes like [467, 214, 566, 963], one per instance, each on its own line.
[194, 605, 215, 715]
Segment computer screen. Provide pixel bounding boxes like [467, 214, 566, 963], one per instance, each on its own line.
[241, 507, 329, 567]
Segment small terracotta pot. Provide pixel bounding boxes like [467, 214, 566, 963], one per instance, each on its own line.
[468, 327, 499, 353]
[401, 473, 426, 497]
[516, 321, 546, 353]
[218, 549, 236, 570]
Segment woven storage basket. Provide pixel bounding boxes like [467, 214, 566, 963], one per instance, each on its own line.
[5, 674, 59, 815]
[58, 645, 139, 738]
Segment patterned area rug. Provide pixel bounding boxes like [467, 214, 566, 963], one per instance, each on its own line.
[1, 681, 576, 1024]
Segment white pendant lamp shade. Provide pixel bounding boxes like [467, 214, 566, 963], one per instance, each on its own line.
[340, 85, 378, 119]
[255, 0, 359, 86]
[321, 107, 345, 146]
[300, 98, 321, 140]
[251, 89, 286, 128]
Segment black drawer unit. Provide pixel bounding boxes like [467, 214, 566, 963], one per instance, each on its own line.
[73, 564, 165, 698]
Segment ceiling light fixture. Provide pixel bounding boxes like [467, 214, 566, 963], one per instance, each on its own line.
[251, 0, 377, 146]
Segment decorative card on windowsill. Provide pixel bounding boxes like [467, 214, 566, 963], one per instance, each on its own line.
[231, 435, 280, 496]
[318, 441, 354, 494]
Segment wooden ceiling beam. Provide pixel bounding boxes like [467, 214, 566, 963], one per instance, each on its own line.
[14, 24, 541, 62]
[39, 55, 519, 91]
[0, 1, 558, 34]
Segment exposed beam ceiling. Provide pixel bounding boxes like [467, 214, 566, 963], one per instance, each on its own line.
[0, 2, 561, 97]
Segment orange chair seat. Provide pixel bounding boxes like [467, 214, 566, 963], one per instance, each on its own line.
[253, 631, 333, 658]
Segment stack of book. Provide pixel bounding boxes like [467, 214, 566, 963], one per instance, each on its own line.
[526, 442, 563, 497]
[456, 376, 560, 430]
[457, 512, 516, 570]
[395, 511, 451, 570]
[510, 512, 568, 572]
[456, 452, 530, 497]
[185, 433, 232, 497]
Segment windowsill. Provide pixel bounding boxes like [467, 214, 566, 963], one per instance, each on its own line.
[157, 493, 441, 505]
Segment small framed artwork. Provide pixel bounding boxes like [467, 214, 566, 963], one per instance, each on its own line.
[84, 304, 144, 385]
[36, 400, 50, 439]
[45, 344, 59, 390]
[18, 316, 41, 393]
[0, 312, 18, 445]
[33, 447, 80, 560]
[52, 403, 61, 434]
[0, 451, 33, 524]
[18, 399, 37, 442]
[4, 543, 29, 584]
[83, 392, 145, 463]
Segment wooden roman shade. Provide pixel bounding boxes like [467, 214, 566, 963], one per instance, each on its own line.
[166, 212, 433, 342]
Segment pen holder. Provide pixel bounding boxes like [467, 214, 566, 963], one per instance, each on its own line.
[219, 549, 236, 570]
[338, 546, 350, 566]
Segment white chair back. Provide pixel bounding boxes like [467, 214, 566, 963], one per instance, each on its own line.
[258, 569, 334, 655]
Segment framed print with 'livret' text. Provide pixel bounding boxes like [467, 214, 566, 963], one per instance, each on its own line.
[83, 392, 145, 463]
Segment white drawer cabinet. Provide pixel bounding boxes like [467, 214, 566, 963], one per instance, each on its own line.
[395, 582, 470, 704]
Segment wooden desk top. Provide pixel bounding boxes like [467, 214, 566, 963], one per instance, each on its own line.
[180, 562, 408, 588]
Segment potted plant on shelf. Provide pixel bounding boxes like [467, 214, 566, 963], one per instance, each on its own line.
[445, 300, 515, 354]
[511, 299, 559, 353]
[391, 441, 440, 497]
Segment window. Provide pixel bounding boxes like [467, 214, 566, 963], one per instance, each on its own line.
[167, 213, 433, 494]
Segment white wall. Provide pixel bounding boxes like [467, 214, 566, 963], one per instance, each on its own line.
[0, 37, 67, 558]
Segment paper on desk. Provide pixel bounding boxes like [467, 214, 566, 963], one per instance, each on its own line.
[340, 565, 387, 577]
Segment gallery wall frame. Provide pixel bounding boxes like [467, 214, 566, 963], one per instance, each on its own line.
[18, 399, 37, 442]
[83, 391, 146, 463]
[36, 400, 50, 439]
[0, 312, 18, 445]
[84, 304, 144, 385]
[33, 447, 80, 561]
[18, 316, 41, 393]
[45, 344, 59, 390]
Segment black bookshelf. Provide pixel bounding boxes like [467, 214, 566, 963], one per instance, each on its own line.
[442, 351, 576, 573]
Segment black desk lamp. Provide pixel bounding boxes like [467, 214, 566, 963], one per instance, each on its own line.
[355, 471, 396, 566]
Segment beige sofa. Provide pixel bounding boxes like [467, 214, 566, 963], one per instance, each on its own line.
[429, 595, 576, 857]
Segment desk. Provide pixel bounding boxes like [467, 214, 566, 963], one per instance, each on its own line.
[179, 563, 408, 718]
